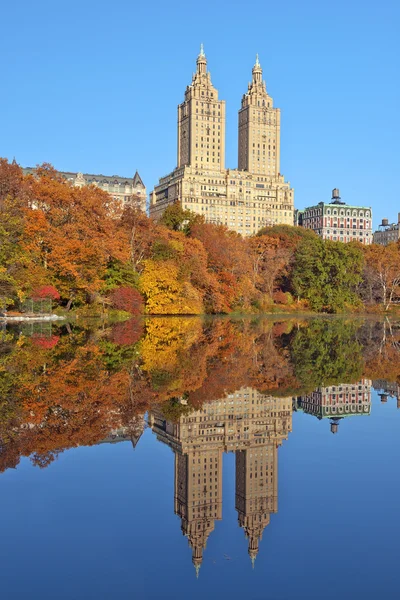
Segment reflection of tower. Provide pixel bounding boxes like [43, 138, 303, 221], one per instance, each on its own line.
[234, 393, 291, 564]
[235, 445, 277, 565]
[149, 388, 292, 572]
[175, 448, 223, 575]
[329, 418, 342, 434]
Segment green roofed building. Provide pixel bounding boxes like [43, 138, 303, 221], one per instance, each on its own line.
[294, 188, 373, 244]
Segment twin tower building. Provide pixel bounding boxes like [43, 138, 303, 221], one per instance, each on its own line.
[150, 46, 294, 236]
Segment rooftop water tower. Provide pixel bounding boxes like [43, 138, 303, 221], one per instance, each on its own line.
[331, 188, 345, 205]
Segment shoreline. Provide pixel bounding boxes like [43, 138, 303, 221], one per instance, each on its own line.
[0, 314, 66, 322]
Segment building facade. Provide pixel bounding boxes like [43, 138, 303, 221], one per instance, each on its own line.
[23, 167, 147, 213]
[294, 379, 372, 434]
[149, 388, 292, 573]
[150, 47, 294, 236]
[373, 215, 400, 246]
[295, 189, 373, 244]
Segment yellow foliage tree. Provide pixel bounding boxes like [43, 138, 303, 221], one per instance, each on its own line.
[140, 259, 203, 314]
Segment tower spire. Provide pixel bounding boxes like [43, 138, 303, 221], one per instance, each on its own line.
[255, 53, 260, 67]
[196, 43, 207, 75]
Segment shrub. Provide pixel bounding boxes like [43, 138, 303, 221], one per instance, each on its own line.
[109, 286, 144, 315]
[273, 290, 289, 305]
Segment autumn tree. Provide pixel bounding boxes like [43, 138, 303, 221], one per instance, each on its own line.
[109, 286, 144, 315]
[21, 165, 130, 307]
[362, 243, 400, 310]
[248, 235, 292, 300]
[190, 222, 258, 312]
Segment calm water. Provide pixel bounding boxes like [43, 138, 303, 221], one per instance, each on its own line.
[1, 317, 400, 599]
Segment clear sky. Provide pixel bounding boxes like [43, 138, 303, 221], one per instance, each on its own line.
[1, 0, 399, 222]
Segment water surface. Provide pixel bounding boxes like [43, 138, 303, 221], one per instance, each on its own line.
[1, 317, 400, 599]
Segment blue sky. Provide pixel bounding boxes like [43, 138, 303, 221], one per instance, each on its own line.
[1, 0, 399, 221]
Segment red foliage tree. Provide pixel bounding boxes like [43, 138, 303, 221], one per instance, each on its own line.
[109, 286, 144, 315]
[31, 285, 60, 301]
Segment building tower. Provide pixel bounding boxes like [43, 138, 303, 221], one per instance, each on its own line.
[150, 50, 294, 233]
[238, 55, 280, 178]
[177, 44, 226, 172]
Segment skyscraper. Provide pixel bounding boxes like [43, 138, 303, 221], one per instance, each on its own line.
[150, 47, 294, 236]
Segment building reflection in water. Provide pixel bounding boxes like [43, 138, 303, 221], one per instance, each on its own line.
[372, 379, 400, 408]
[293, 379, 372, 433]
[148, 388, 292, 574]
[99, 416, 146, 449]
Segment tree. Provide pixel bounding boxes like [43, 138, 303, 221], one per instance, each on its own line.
[190, 222, 257, 311]
[292, 237, 363, 312]
[363, 243, 400, 310]
[159, 202, 204, 234]
[22, 165, 130, 307]
[109, 286, 144, 315]
[140, 259, 203, 314]
[31, 285, 60, 301]
[248, 235, 292, 299]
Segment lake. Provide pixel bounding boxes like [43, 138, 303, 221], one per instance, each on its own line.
[1, 316, 400, 599]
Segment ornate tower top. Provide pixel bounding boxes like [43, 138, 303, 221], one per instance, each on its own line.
[196, 43, 207, 76]
[251, 54, 264, 86]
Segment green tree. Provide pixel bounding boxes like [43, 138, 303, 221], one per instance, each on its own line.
[160, 202, 204, 234]
[292, 237, 363, 312]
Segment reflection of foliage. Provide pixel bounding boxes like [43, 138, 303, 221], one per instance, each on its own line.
[159, 396, 193, 422]
[110, 318, 144, 346]
[31, 334, 60, 349]
[2, 316, 400, 475]
[290, 319, 364, 392]
[98, 340, 138, 372]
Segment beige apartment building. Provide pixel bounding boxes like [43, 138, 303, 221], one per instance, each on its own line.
[150, 47, 294, 236]
[373, 215, 400, 246]
[149, 388, 292, 573]
[23, 167, 147, 213]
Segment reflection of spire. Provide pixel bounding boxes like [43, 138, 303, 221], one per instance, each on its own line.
[192, 543, 204, 578]
[251, 555, 256, 569]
